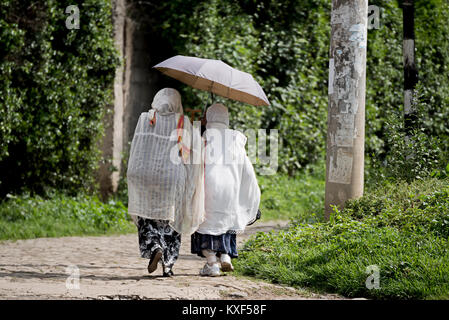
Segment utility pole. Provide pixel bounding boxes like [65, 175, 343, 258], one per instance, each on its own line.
[402, 0, 418, 137]
[325, 0, 368, 219]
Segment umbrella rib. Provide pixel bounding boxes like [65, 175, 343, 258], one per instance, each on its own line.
[191, 75, 200, 88]
[227, 67, 232, 98]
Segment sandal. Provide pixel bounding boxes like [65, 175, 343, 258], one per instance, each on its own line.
[147, 248, 163, 274]
[163, 269, 174, 277]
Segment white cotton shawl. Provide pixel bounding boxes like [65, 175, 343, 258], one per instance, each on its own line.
[196, 104, 261, 235]
[127, 88, 205, 235]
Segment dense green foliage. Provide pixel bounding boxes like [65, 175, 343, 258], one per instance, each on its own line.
[235, 177, 449, 299]
[369, 83, 445, 182]
[134, 0, 449, 175]
[0, 0, 119, 196]
[2, 0, 448, 196]
[0, 193, 134, 240]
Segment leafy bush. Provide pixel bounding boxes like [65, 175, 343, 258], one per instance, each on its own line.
[369, 83, 444, 182]
[0, 0, 120, 196]
[342, 178, 449, 238]
[0, 193, 134, 240]
[364, 0, 449, 174]
[236, 177, 449, 299]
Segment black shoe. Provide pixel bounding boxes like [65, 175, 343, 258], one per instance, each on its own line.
[163, 269, 174, 277]
[147, 249, 162, 274]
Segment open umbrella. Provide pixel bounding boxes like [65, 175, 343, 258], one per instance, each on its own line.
[153, 55, 270, 107]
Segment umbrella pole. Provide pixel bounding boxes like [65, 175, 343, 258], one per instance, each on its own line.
[202, 102, 207, 119]
[201, 91, 214, 133]
[200, 94, 208, 131]
[202, 92, 214, 119]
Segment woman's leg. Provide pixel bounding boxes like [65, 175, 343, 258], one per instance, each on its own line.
[137, 217, 181, 275]
[137, 217, 163, 259]
[191, 232, 237, 258]
[199, 249, 220, 276]
[202, 249, 218, 265]
[160, 221, 181, 274]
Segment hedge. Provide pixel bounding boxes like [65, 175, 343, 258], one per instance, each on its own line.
[0, 0, 119, 196]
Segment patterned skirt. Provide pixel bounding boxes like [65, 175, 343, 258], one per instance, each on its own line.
[191, 232, 238, 258]
[137, 217, 181, 272]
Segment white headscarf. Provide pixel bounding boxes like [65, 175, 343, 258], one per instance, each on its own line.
[206, 103, 229, 128]
[149, 88, 183, 120]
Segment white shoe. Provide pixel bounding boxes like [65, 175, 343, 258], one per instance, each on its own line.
[220, 254, 234, 272]
[199, 263, 221, 277]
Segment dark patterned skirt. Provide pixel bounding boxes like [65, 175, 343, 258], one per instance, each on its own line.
[191, 232, 238, 258]
[137, 217, 181, 272]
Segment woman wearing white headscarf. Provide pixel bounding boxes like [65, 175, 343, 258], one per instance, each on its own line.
[191, 103, 261, 276]
[127, 88, 204, 277]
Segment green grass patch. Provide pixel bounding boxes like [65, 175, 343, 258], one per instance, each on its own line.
[235, 178, 449, 299]
[0, 194, 135, 241]
[257, 163, 325, 222]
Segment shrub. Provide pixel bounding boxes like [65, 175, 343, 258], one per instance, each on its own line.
[342, 178, 449, 238]
[369, 82, 446, 182]
[0, 0, 120, 196]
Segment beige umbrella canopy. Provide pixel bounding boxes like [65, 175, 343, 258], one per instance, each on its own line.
[153, 55, 270, 107]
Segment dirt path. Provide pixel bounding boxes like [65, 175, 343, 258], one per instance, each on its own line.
[0, 221, 342, 300]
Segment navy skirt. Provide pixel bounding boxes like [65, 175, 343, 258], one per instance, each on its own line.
[191, 232, 238, 258]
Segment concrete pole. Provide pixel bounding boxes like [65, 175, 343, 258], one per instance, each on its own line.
[324, 0, 368, 219]
[402, 0, 418, 136]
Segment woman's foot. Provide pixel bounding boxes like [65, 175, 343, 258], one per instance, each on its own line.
[163, 269, 174, 277]
[199, 263, 220, 277]
[147, 248, 163, 274]
[220, 254, 234, 272]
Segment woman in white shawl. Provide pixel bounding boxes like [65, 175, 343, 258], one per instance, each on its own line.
[191, 103, 261, 276]
[127, 88, 204, 277]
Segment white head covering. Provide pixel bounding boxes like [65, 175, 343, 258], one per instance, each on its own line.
[206, 103, 229, 127]
[151, 88, 183, 114]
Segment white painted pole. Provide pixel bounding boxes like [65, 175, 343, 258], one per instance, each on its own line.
[324, 0, 368, 219]
[402, 0, 418, 136]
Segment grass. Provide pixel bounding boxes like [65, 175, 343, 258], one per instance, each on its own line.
[257, 162, 325, 222]
[0, 194, 135, 241]
[235, 177, 449, 300]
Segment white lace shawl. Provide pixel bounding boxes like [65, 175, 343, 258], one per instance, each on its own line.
[127, 88, 205, 234]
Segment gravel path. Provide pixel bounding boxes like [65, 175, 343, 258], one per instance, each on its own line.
[0, 221, 343, 300]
